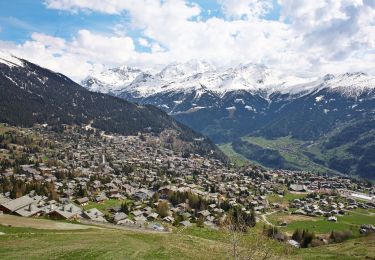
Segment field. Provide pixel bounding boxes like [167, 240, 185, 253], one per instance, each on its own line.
[0, 216, 288, 260]
[0, 215, 374, 259]
[267, 192, 307, 206]
[239, 136, 337, 174]
[82, 199, 130, 214]
[218, 143, 250, 166]
[296, 233, 375, 260]
[266, 209, 375, 235]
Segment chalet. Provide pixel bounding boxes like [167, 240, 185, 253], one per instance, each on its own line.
[289, 184, 308, 192]
[163, 216, 174, 223]
[75, 197, 89, 206]
[327, 216, 337, 222]
[48, 203, 82, 220]
[131, 210, 143, 217]
[113, 212, 128, 223]
[198, 210, 211, 219]
[95, 193, 108, 203]
[147, 212, 159, 221]
[133, 189, 154, 201]
[83, 208, 107, 222]
[15, 204, 43, 217]
[180, 220, 192, 227]
[0, 195, 36, 214]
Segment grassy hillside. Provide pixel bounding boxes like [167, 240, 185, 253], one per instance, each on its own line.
[217, 143, 249, 167]
[220, 134, 373, 178]
[0, 219, 374, 260]
[219, 121, 375, 180]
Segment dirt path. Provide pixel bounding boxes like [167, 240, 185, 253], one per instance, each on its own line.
[79, 219, 171, 234]
[0, 214, 100, 230]
[258, 211, 282, 227]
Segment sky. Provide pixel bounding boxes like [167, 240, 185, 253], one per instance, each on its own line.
[0, 0, 374, 81]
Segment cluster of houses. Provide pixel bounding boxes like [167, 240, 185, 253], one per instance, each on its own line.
[0, 125, 374, 229]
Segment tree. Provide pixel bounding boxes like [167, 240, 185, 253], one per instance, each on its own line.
[156, 201, 169, 218]
[196, 216, 205, 228]
[121, 201, 129, 214]
[152, 192, 159, 202]
[246, 208, 256, 227]
[222, 216, 277, 260]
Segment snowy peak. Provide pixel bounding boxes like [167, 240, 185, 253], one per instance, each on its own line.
[81, 65, 144, 94]
[321, 72, 375, 96]
[157, 60, 215, 79]
[0, 51, 24, 68]
[82, 60, 375, 99]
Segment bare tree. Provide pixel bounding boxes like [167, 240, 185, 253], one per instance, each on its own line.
[221, 214, 279, 260]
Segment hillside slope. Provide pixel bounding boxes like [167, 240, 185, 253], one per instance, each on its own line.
[0, 53, 225, 160]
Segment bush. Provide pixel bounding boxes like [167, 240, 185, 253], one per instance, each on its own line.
[329, 230, 353, 243]
[310, 238, 326, 247]
[292, 228, 303, 242]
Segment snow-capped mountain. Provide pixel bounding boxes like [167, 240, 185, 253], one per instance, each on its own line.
[82, 61, 375, 179]
[82, 60, 375, 101]
[81, 61, 375, 141]
[82, 66, 144, 95]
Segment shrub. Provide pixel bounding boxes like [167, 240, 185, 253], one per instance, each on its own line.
[329, 230, 353, 243]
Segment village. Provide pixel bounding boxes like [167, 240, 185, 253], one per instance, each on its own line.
[0, 124, 374, 243]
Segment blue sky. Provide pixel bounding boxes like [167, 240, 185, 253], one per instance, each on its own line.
[0, 0, 281, 49]
[0, 0, 374, 80]
[0, 1, 122, 43]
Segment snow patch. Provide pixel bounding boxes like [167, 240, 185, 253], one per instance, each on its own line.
[315, 95, 324, 102]
[234, 98, 245, 104]
[245, 105, 256, 112]
[0, 52, 24, 67]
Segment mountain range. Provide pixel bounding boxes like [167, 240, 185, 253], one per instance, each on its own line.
[0, 53, 226, 161]
[83, 61, 375, 179]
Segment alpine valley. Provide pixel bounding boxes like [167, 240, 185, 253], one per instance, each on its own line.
[83, 61, 375, 179]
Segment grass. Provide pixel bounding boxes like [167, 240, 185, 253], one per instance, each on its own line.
[338, 210, 375, 225]
[267, 192, 307, 206]
[295, 233, 375, 260]
[82, 199, 130, 214]
[0, 223, 288, 260]
[0, 218, 374, 259]
[218, 143, 249, 166]
[267, 208, 375, 236]
[0, 225, 204, 259]
[266, 193, 375, 236]
[240, 136, 337, 174]
[282, 218, 357, 235]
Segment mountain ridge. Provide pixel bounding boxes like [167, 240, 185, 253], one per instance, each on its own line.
[0, 53, 227, 161]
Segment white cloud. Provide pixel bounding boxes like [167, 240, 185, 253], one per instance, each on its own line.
[44, 0, 130, 14]
[218, 0, 273, 19]
[2, 0, 374, 81]
[138, 38, 150, 48]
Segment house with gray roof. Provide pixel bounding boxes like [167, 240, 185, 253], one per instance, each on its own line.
[83, 208, 107, 222]
[15, 203, 43, 217]
[48, 203, 82, 220]
[0, 195, 36, 214]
